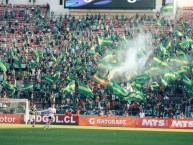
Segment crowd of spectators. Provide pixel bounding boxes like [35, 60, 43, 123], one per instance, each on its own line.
[0, 3, 193, 118]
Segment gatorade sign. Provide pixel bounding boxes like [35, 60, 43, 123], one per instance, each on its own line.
[79, 116, 136, 127]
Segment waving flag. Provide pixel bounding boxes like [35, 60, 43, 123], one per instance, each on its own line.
[78, 81, 93, 98]
[108, 80, 128, 98]
[19, 82, 33, 91]
[92, 72, 109, 85]
[161, 3, 173, 12]
[63, 80, 75, 94]
[42, 74, 54, 83]
[0, 58, 8, 72]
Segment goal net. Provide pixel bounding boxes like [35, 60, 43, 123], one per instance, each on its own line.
[0, 98, 30, 124]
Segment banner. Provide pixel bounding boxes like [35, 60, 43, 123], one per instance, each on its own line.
[0, 114, 23, 124]
[170, 119, 193, 129]
[1, 114, 193, 129]
[34, 115, 78, 125]
[136, 118, 170, 128]
[79, 116, 136, 127]
[136, 118, 193, 129]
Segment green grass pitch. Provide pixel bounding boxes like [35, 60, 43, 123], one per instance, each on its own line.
[0, 124, 193, 145]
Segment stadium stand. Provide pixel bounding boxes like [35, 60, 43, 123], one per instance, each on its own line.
[0, 1, 193, 119]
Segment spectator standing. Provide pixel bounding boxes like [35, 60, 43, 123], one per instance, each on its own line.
[139, 110, 145, 118]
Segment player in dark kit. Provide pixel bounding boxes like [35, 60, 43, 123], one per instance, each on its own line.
[27, 104, 37, 127]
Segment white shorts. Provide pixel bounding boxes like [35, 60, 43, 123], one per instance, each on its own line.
[29, 115, 35, 121]
[48, 115, 54, 120]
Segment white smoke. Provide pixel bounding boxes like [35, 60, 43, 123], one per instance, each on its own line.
[108, 33, 153, 80]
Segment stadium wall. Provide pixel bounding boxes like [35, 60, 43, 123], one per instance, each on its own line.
[1, 114, 193, 129]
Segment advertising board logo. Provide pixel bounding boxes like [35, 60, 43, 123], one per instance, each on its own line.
[0, 116, 16, 123]
[171, 120, 193, 128]
[142, 119, 165, 127]
[89, 118, 95, 125]
[35, 115, 77, 124]
[0, 114, 22, 124]
[88, 118, 127, 125]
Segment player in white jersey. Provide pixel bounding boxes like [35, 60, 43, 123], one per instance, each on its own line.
[44, 104, 56, 129]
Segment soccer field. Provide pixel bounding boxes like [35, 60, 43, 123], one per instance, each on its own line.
[0, 125, 193, 145]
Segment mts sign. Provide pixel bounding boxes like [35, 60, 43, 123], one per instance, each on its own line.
[136, 118, 169, 128]
[142, 119, 166, 127]
[171, 120, 193, 128]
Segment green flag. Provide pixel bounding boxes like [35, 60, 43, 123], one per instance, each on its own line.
[169, 58, 180, 64]
[92, 72, 109, 85]
[120, 33, 127, 42]
[153, 57, 168, 67]
[179, 40, 189, 49]
[161, 77, 168, 87]
[53, 71, 60, 80]
[67, 73, 75, 81]
[98, 37, 113, 47]
[131, 81, 143, 91]
[58, 50, 65, 60]
[165, 41, 172, 50]
[51, 53, 57, 63]
[156, 19, 161, 26]
[161, 3, 173, 12]
[176, 66, 188, 75]
[124, 91, 144, 101]
[164, 71, 177, 81]
[42, 74, 54, 83]
[78, 81, 93, 98]
[108, 80, 128, 98]
[33, 50, 40, 63]
[160, 18, 165, 26]
[182, 21, 187, 32]
[88, 46, 96, 54]
[186, 36, 193, 43]
[144, 67, 159, 74]
[133, 74, 150, 84]
[159, 43, 167, 56]
[36, 55, 40, 63]
[19, 82, 33, 91]
[175, 30, 184, 37]
[176, 50, 186, 56]
[182, 75, 193, 88]
[3, 81, 15, 90]
[98, 63, 108, 70]
[102, 51, 114, 62]
[187, 90, 193, 97]
[0, 58, 8, 72]
[14, 55, 22, 69]
[150, 82, 159, 90]
[191, 43, 193, 50]
[63, 80, 75, 94]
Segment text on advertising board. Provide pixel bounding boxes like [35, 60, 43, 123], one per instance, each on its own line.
[31, 115, 78, 125]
